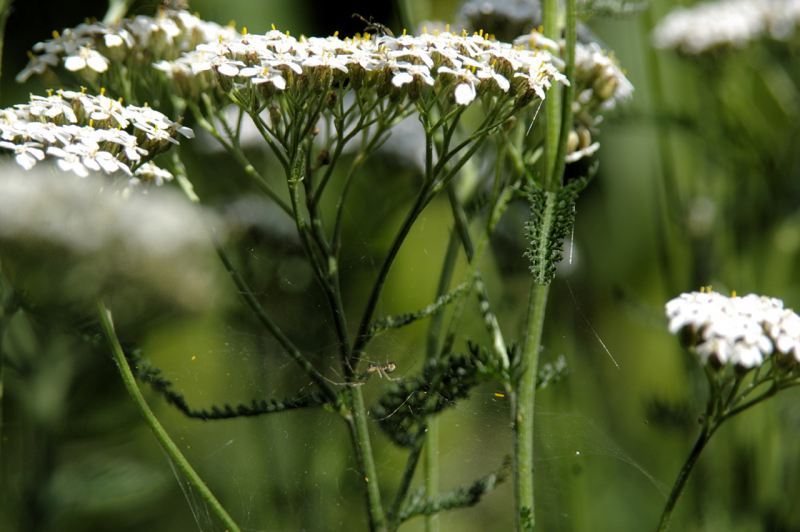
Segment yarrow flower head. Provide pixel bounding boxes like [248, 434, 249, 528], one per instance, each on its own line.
[665, 288, 800, 368]
[0, 89, 192, 187]
[17, 8, 238, 94]
[158, 26, 567, 112]
[651, 0, 800, 54]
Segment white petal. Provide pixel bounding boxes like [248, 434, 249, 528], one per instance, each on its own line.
[64, 56, 87, 72]
[454, 83, 476, 106]
[217, 63, 239, 77]
[392, 72, 413, 87]
[87, 54, 109, 73]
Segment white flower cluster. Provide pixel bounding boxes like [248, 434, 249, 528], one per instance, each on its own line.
[0, 90, 193, 185]
[665, 289, 800, 368]
[17, 8, 238, 83]
[156, 27, 566, 108]
[652, 0, 800, 54]
[515, 32, 633, 163]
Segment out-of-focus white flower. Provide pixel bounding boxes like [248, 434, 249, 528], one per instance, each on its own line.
[133, 161, 174, 186]
[665, 289, 800, 367]
[0, 168, 223, 312]
[15, 52, 59, 83]
[652, 0, 800, 54]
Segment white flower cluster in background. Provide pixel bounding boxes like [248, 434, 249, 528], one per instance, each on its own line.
[17, 8, 238, 83]
[0, 168, 222, 312]
[156, 26, 567, 109]
[665, 289, 800, 368]
[652, 0, 800, 54]
[0, 89, 193, 186]
[515, 32, 633, 162]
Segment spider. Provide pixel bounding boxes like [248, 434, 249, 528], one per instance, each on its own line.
[324, 360, 406, 387]
[352, 13, 395, 38]
[360, 362, 401, 381]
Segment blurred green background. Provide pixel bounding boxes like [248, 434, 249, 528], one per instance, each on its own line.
[2, 0, 800, 531]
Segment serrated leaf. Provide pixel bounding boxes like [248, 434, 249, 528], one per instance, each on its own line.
[524, 177, 589, 285]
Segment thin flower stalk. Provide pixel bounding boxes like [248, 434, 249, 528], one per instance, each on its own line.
[96, 300, 243, 532]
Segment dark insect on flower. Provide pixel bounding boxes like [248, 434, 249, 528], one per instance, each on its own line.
[352, 13, 394, 38]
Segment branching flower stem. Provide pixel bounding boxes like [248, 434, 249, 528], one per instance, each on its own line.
[658, 361, 800, 531]
[553, 0, 578, 185]
[102, 0, 134, 23]
[96, 300, 243, 532]
[167, 153, 342, 408]
[188, 102, 292, 216]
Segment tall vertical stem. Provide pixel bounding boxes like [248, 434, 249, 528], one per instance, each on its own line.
[424, 230, 460, 532]
[347, 386, 387, 532]
[514, 281, 550, 531]
[542, 0, 562, 188]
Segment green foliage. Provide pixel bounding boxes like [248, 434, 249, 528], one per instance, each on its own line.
[397, 456, 512, 523]
[524, 176, 590, 285]
[477, 342, 569, 388]
[373, 351, 488, 447]
[368, 283, 469, 339]
[374, 343, 569, 448]
[130, 351, 329, 420]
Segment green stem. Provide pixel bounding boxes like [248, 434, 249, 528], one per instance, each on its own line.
[189, 103, 292, 216]
[514, 281, 549, 531]
[389, 423, 427, 530]
[424, 417, 440, 532]
[656, 423, 713, 532]
[552, 0, 576, 186]
[95, 300, 242, 532]
[441, 183, 518, 356]
[345, 386, 386, 532]
[288, 152, 353, 370]
[422, 230, 460, 532]
[209, 224, 342, 407]
[396, 0, 415, 32]
[542, 0, 562, 189]
[103, 0, 132, 23]
[351, 180, 431, 365]
[447, 186, 509, 369]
